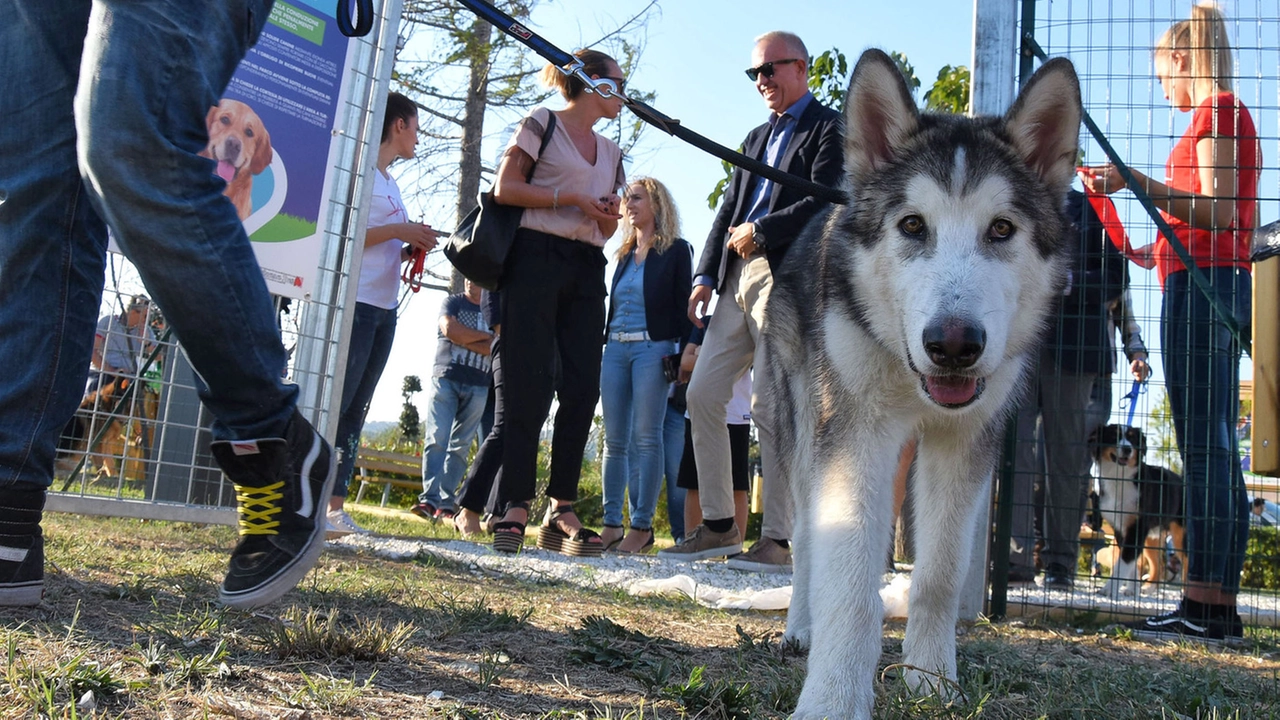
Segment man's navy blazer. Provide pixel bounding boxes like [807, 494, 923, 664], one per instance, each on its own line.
[695, 97, 844, 291]
[607, 238, 695, 345]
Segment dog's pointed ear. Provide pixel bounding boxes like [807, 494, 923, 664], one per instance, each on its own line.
[1003, 57, 1082, 195]
[844, 49, 919, 182]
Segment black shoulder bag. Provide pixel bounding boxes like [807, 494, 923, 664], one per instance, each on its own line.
[444, 112, 557, 290]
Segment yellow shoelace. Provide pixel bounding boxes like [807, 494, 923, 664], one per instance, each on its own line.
[234, 481, 284, 535]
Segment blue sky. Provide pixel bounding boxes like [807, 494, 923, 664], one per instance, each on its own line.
[369, 0, 978, 421]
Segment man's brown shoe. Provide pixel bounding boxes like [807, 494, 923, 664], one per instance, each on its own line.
[656, 523, 742, 561]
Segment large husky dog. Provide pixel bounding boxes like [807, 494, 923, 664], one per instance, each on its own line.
[760, 49, 1081, 718]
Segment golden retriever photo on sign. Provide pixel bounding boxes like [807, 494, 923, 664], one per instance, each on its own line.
[200, 98, 273, 221]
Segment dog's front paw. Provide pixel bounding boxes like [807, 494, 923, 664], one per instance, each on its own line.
[782, 625, 811, 650]
[901, 666, 960, 702]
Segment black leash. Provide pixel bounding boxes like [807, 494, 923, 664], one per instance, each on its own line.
[452, 0, 848, 206]
[337, 0, 374, 37]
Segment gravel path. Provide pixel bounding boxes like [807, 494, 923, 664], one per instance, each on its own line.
[334, 533, 797, 610]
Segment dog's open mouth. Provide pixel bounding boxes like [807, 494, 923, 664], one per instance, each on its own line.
[920, 374, 985, 408]
[215, 160, 237, 183]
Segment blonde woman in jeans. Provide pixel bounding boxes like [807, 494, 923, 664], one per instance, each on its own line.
[599, 178, 693, 554]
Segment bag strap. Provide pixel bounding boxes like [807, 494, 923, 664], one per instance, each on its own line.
[525, 109, 557, 183]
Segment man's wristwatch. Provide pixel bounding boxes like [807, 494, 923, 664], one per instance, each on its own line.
[751, 222, 766, 251]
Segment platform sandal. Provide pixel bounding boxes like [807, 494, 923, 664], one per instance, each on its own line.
[536, 505, 604, 557]
[491, 502, 529, 555]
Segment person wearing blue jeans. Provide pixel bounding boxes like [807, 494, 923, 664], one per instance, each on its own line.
[0, 0, 338, 609]
[599, 178, 692, 554]
[1079, 3, 1259, 643]
[412, 281, 493, 520]
[329, 92, 439, 537]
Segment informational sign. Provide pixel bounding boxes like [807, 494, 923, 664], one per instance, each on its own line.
[212, 0, 355, 299]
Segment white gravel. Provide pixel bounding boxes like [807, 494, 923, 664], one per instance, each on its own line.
[332, 533, 797, 610]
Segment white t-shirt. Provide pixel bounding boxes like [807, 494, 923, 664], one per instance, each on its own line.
[359, 169, 410, 309]
[726, 370, 752, 425]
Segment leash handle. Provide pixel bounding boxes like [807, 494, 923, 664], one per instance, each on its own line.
[402, 246, 427, 292]
[1121, 378, 1145, 427]
[337, 0, 374, 37]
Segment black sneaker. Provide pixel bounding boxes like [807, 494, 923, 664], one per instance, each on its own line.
[1218, 608, 1245, 646]
[210, 410, 336, 609]
[1124, 600, 1226, 645]
[0, 484, 46, 606]
[1043, 562, 1075, 590]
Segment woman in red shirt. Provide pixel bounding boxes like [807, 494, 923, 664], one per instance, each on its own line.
[1080, 3, 1258, 644]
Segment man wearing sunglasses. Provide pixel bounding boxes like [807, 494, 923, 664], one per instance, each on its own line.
[659, 31, 842, 571]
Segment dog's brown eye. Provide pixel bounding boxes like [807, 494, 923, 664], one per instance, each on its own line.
[988, 218, 1014, 241]
[219, 116, 231, 125]
[899, 215, 926, 238]
[245, 128, 254, 138]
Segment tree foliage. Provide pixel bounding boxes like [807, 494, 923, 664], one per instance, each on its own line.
[923, 64, 970, 114]
[399, 375, 423, 443]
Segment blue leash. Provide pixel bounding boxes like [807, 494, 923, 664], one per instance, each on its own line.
[1120, 378, 1146, 427]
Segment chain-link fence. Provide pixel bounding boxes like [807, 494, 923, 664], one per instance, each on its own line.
[987, 0, 1279, 631]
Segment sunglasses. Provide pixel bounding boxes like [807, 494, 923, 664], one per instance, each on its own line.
[745, 58, 801, 82]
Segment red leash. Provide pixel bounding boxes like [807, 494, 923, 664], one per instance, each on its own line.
[1079, 177, 1141, 263]
[401, 247, 428, 292]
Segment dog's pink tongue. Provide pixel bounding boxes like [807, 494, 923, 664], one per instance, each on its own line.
[926, 375, 978, 405]
[215, 160, 235, 183]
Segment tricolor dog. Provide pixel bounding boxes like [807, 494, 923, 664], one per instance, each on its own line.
[760, 49, 1081, 718]
[1091, 422, 1186, 597]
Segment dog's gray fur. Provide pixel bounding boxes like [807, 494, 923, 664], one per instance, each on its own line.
[760, 49, 1082, 719]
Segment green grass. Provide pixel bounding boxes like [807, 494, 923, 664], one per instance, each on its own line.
[6, 504, 1280, 718]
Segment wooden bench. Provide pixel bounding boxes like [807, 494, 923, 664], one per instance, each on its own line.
[352, 447, 422, 507]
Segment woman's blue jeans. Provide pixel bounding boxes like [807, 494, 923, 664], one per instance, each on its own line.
[333, 303, 397, 498]
[0, 0, 294, 490]
[600, 339, 674, 530]
[1162, 267, 1251, 593]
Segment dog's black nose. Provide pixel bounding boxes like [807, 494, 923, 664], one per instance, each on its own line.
[923, 320, 985, 369]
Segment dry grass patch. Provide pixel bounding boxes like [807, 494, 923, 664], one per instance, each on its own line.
[0, 511, 1277, 718]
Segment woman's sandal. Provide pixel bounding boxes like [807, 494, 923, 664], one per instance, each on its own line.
[536, 504, 604, 557]
[600, 524, 624, 552]
[614, 527, 656, 555]
[491, 502, 529, 555]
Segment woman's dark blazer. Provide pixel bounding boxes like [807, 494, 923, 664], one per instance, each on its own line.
[606, 237, 694, 346]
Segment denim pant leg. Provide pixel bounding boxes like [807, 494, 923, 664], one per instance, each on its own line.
[436, 380, 489, 511]
[77, 0, 295, 442]
[599, 341, 633, 528]
[419, 377, 459, 507]
[1163, 268, 1251, 593]
[334, 303, 397, 498]
[662, 403, 687, 541]
[625, 341, 675, 530]
[0, 1, 108, 489]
